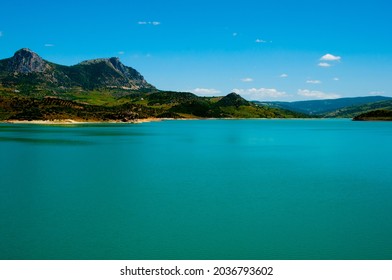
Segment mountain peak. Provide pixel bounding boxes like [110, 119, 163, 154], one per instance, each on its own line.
[77, 56, 149, 88]
[16, 48, 35, 54]
[227, 92, 242, 98]
[217, 92, 250, 107]
[79, 58, 111, 65]
[109, 57, 120, 63]
[8, 48, 50, 73]
[0, 48, 155, 90]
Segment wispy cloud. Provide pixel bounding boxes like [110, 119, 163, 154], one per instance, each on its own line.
[320, 53, 341, 61]
[0, 31, 3, 37]
[318, 62, 331, 68]
[306, 80, 321, 84]
[280, 73, 288, 78]
[118, 51, 125, 55]
[232, 32, 238, 37]
[241, 78, 253, 82]
[138, 21, 161, 25]
[233, 88, 288, 101]
[44, 44, 55, 47]
[193, 88, 221, 95]
[333, 77, 339, 81]
[255, 39, 267, 43]
[298, 89, 340, 99]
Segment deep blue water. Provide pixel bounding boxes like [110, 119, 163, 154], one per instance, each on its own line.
[0, 119, 392, 259]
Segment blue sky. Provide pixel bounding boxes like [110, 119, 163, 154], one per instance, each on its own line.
[1, 0, 391, 101]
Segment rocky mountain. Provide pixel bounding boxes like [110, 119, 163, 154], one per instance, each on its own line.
[0, 48, 155, 90]
[6, 48, 51, 73]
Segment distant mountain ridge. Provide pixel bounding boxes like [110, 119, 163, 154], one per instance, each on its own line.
[256, 96, 392, 116]
[0, 48, 155, 90]
[324, 99, 392, 118]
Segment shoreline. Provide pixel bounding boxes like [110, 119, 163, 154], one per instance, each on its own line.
[1, 118, 164, 125]
[0, 117, 348, 125]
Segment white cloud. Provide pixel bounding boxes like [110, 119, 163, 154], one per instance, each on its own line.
[193, 88, 221, 95]
[320, 53, 341, 61]
[118, 51, 125, 55]
[297, 89, 340, 99]
[241, 78, 253, 82]
[255, 39, 267, 43]
[233, 88, 288, 101]
[333, 77, 339, 81]
[44, 44, 55, 47]
[138, 21, 160, 25]
[306, 80, 321, 84]
[318, 62, 331, 67]
[280, 73, 288, 78]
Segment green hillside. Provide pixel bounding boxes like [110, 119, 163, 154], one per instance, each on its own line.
[0, 88, 306, 121]
[353, 109, 392, 121]
[325, 100, 392, 118]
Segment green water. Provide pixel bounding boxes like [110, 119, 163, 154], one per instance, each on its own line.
[0, 119, 392, 260]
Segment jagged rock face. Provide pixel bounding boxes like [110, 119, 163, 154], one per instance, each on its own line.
[109, 57, 129, 75]
[0, 48, 155, 90]
[78, 57, 152, 89]
[7, 48, 51, 73]
[80, 57, 145, 80]
[108, 57, 144, 81]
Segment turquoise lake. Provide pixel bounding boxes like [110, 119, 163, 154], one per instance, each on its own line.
[0, 119, 392, 260]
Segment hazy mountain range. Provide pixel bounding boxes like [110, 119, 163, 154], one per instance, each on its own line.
[255, 96, 392, 117]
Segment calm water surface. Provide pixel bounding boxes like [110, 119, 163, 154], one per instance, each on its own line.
[0, 119, 391, 259]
